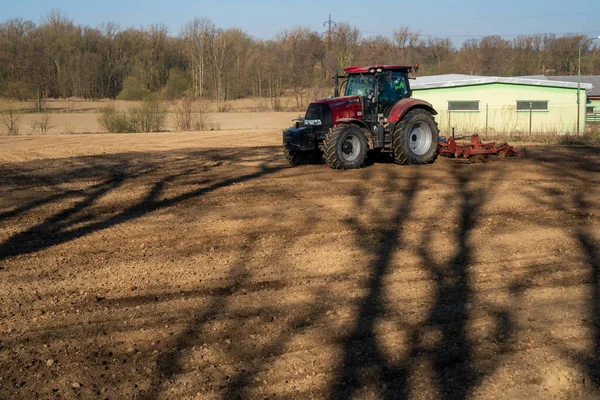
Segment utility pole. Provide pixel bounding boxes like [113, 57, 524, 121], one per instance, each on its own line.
[323, 14, 337, 81]
[323, 14, 337, 42]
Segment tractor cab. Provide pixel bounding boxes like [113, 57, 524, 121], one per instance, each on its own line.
[283, 64, 440, 169]
[340, 65, 413, 118]
[344, 67, 410, 110]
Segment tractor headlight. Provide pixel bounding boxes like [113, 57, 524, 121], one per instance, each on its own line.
[304, 119, 322, 126]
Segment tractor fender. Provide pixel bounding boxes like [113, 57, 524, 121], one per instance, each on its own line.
[335, 118, 374, 148]
[387, 99, 437, 123]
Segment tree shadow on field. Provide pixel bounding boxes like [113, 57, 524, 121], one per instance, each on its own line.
[516, 148, 600, 392]
[139, 207, 335, 399]
[1, 145, 335, 398]
[331, 169, 420, 399]
[0, 147, 284, 263]
[413, 166, 513, 399]
[140, 232, 263, 400]
[0, 160, 139, 223]
[331, 164, 515, 399]
[0, 186, 88, 223]
[573, 211, 600, 387]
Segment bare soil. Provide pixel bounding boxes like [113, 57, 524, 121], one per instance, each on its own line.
[2, 98, 305, 135]
[1, 129, 600, 399]
[6, 97, 306, 114]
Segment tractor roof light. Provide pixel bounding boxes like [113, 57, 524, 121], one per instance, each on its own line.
[369, 69, 375, 73]
[376, 68, 382, 72]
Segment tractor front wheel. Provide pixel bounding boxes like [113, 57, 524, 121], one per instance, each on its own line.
[323, 125, 368, 169]
[393, 109, 439, 165]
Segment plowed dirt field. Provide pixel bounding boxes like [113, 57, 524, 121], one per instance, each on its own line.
[1, 130, 599, 399]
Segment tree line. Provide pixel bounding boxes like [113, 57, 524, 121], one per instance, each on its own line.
[0, 10, 598, 108]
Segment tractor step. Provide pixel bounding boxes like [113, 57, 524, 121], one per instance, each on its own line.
[438, 134, 520, 159]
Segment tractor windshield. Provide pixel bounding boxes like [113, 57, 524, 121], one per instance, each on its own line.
[345, 74, 375, 97]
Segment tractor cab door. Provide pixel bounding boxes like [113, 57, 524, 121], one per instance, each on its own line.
[345, 74, 376, 98]
[345, 73, 378, 123]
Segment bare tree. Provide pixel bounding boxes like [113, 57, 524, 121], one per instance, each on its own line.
[510, 34, 545, 76]
[181, 17, 214, 99]
[1, 101, 22, 135]
[278, 27, 323, 108]
[393, 26, 420, 63]
[40, 9, 81, 98]
[357, 35, 395, 65]
[477, 35, 511, 76]
[30, 113, 54, 134]
[460, 39, 481, 75]
[332, 23, 360, 70]
[174, 96, 211, 131]
[422, 37, 453, 75]
[548, 35, 585, 75]
[2, 12, 599, 105]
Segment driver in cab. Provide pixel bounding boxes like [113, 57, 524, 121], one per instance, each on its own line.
[378, 71, 406, 106]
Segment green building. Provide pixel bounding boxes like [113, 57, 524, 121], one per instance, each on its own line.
[522, 75, 600, 124]
[411, 75, 594, 135]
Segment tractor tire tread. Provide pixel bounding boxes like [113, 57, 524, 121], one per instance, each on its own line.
[283, 147, 300, 166]
[392, 109, 439, 165]
[283, 147, 322, 166]
[323, 127, 344, 169]
[322, 125, 367, 170]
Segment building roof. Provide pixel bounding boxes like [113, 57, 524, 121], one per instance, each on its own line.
[520, 75, 600, 97]
[412, 74, 593, 91]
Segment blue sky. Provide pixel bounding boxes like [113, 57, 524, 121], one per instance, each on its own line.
[3, 0, 600, 44]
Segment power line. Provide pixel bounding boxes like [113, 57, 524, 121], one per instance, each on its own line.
[333, 11, 600, 22]
[359, 29, 600, 40]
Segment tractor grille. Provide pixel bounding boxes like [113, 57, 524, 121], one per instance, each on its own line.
[305, 104, 332, 132]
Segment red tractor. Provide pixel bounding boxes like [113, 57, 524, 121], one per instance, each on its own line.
[283, 65, 439, 169]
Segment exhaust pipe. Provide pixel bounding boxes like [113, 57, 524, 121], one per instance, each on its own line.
[332, 66, 339, 98]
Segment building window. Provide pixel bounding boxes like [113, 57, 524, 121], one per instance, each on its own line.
[448, 101, 479, 112]
[587, 106, 595, 115]
[516, 101, 549, 112]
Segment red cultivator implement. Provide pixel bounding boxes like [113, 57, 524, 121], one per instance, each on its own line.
[438, 134, 520, 160]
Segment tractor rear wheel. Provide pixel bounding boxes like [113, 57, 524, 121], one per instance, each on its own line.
[283, 146, 321, 166]
[323, 124, 368, 169]
[393, 109, 439, 165]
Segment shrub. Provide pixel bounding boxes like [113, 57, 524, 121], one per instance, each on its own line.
[129, 98, 167, 132]
[557, 133, 600, 146]
[30, 114, 54, 134]
[174, 97, 212, 131]
[117, 76, 150, 101]
[99, 99, 166, 133]
[99, 104, 130, 133]
[217, 102, 232, 113]
[162, 69, 190, 100]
